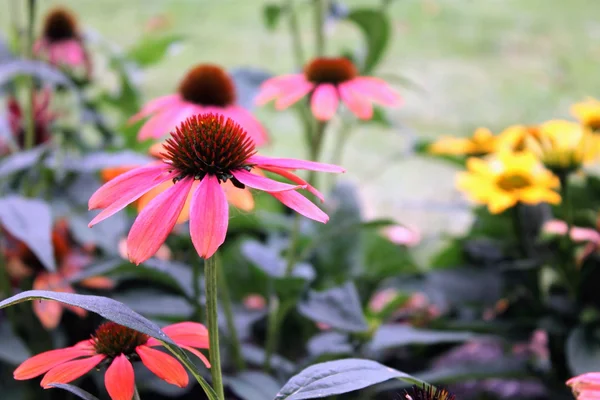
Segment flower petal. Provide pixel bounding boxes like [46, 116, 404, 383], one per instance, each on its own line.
[339, 82, 373, 120]
[310, 84, 339, 121]
[105, 354, 135, 400]
[40, 355, 105, 387]
[147, 322, 209, 349]
[271, 190, 329, 223]
[226, 106, 269, 146]
[127, 177, 194, 265]
[189, 176, 229, 259]
[129, 95, 180, 124]
[255, 75, 305, 105]
[14, 348, 96, 380]
[248, 155, 345, 173]
[89, 164, 173, 226]
[352, 77, 402, 107]
[232, 169, 304, 192]
[274, 79, 314, 110]
[136, 345, 188, 388]
[258, 166, 324, 202]
[181, 345, 211, 368]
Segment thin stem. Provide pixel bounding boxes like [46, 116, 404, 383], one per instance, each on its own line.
[217, 255, 246, 371]
[263, 294, 280, 371]
[24, 0, 37, 150]
[559, 173, 573, 239]
[133, 386, 141, 400]
[326, 120, 353, 189]
[512, 203, 532, 259]
[204, 255, 225, 400]
[558, 172, 577, 298]
[192, 258, 203, 323]
[313, 0, 327, 57]
[308, 121, 327, 187]
[286, 0, 305, 67]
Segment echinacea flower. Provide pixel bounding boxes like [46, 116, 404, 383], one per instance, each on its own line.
[131, 64, 268, 145]
[255, 57, 401, 121]
[34, 7, 91, 77]
[89, 113, 344, 263]
[14, 321, 210, 400]
[429, 127, 499, 156]
[457, 151, 561, 214]
[543, 218, 600, 264]
[571, 97, 600, 132]
[567, 372, 600, 400]
[404, 385, 455, 400]
[2, 220, 113, 329]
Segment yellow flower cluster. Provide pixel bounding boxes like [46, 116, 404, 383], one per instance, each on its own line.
[429, 98, 600, 214]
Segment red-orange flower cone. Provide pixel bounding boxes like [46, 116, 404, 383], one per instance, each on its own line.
[89, 113, 344, 264]
[14, 321, 210, 400]
[255, 57, 402, 121]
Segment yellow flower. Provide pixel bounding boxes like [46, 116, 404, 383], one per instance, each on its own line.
[571, 97, 600, 131]
[429, 127, 498, 156]
[457, 151, 561, 214]
[496, 124, 541, 152]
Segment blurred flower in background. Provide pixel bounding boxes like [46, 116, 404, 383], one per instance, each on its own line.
[571, 97, 600, 132]
[567, 372, 600, 400]
[429, 127, 499, 156]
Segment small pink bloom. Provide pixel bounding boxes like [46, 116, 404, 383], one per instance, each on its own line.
[14, 321, 210, 400]
[256, 57, 402, 121]
[131, 64, 268, 145]
[567, 372, 600, 399]
[383, 225, 421, 247]
[89, 113, 345, 264]
[369, 288, 398, 313]
[243, 294, 267, 310]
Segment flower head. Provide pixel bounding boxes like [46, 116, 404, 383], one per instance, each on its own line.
[567, 372, 600, 400]
[14, 321, 210, 400]
[255, 56, 402, 121]
[404, 385, 455, 400]
[131, 64, 268, 145]
[457, 151, 561, 214]
[429, 127, 499, 156]
[571, 97, 600, 132]
[89, 113, 344, 263]
[34, 7, 91, 76]
[496, 124, 541, 152]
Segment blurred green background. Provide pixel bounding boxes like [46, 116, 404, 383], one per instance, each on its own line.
[6, 0, 600, 238]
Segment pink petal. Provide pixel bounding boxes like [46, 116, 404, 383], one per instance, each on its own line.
[571, 227, 600, 243]
[352, 77, 403, 107]
[189, 175, 228, 259]
[543, 220, 568, 235]
[257, 166, 324, 202]
[137, 103, 198, 140]
[181, 345, 211, 368]
[127, 177, 194, 265]
[271, 190, 329, 223]
[129, 95, 180, 124]
[147, 322, 209, 349]
[310, 84, 339, 121]
[14, 348, 96, 380]
[248, 155, 345, 173]
[136, 345, 188, 388]
[339, 82, 373, 120]
[274, 78, 314, 110]
[225, 106, 269, 146]
[254, 75, 303, 105]
[89, 164, 174, 227]
[232, 169, 304, 192]
[105, 355, 135, 400]
[40, 355, 105, 387]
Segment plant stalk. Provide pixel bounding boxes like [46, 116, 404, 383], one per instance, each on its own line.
[204, 255, 225, 400]
[314, 0, 327, 57]
[192, 258, 203, 323]
[24, 0, 37, 150]
[286, 0, 305, 67]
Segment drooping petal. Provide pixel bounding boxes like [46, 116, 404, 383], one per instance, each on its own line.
[40, 355, 105, 387]
[310, 84, 339, 121]
[274, 79, 314, 110]
[339, 82, 373, 120]
[181, 345, 211, 368]
[14, 348, 96, 380]
[105, 354, 135, 400]
[136, 345, 188, 388]
[226, 106, 269, 146]
[127, 177, 194, 265]
[189, 176, 229, 259]
[232, 169, 304, 192]
[89, 164, 173, 226]
[257, 165, 324, 202]
[147, 322, 209, 349]
[32, 274, 66, 330]
[129, 95, 180, 124]
[255, 75, 305, 105]
[271, 190, 329, 223]
[248, 155, 345, 173]
[352, 77, 403, 107]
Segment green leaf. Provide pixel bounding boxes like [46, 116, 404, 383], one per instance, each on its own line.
[227, 371, 281, 400]
[413, 138, 466, 167]
[47, 384, 100, 400]
[566, 325, 600, 375]
[0, 323, 30, 365]
[0, 291, 218, 400]
[369, 324, 480, 351]
[345, 9, 391, 74]
[263, 4, 282, 30]
[127, 34, 184, 67]
[0, 146, 48, 178]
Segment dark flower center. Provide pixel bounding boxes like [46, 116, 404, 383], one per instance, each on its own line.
[162, 113, 256, 185]
[93, 322, 149, 358]
[588, 117, 600, 132]
[497, 173, 532, 191]
[43, 8, 79, 42]
[178, 64, 236, 107]
[404, 385, 456, 400]
[304, 57, 358, 84]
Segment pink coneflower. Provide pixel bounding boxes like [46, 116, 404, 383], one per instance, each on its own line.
[131, 64, 269, 145]
[567, 372, 600, 400]
[89, 113, 344, 263]
[14, 321, 210, 400]
[34, 8, 91, 77]
[255, 57, 402, 121]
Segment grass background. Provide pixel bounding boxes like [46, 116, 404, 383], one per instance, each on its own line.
[5, 0, 600, 239]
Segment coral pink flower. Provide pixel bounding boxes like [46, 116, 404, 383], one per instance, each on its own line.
[34, 8, 91, 77]
[14, 321, 210, 400]
[567, 372, 600, 400]
[131, 64, 268, 145]
[383, 225, 421, 247]
[255, 57, 402, 121]
[89, 113, 344, 264]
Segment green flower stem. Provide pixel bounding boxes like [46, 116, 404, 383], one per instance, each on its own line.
[286, 0, 305, 67]
[314, 0, 326, 57]
[204, 255, 225, 400]
[558, 172, 578, 298]
[263, 294, 280, 371]
[327, 120, 353, 189]
[558, 173, 573, 239]
[192, 258, 203, 323]
[512, 203, 531, 258]
[24, 0, 37, 151]
[216, 255, 246, 371]
[308, 121, 327, 187]
[133, 386, 141, 400]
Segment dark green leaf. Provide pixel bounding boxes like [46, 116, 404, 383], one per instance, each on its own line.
[345, 9, 391, 74]
[227, 371, 281, 400]
[369, 324, 479, 351]
[0, 146, 48, 178]
[0, 323, 30, 365]
[297, 282, 368, 333]
[47, 384, 100, 400]
[127, 34, 184, 67]
[263, 4, 282, 30]
[274, 358, 423, 400]
[567, 325, 600, 375]
[0, 195, 55, 271]
[307, 332, 352, 357]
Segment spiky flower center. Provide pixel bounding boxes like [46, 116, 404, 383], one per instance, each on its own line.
[43, 8, 78, 42]
[93, 322, 149, 358]
[304, 57, 358, 84]
[497, 173, 532, 191]
[162, 113, 256, 185]
[404, 385, 456, 400]
[178, 64, 236, 107]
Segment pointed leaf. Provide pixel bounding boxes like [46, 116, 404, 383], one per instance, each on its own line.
[369, 325, 480, 351]
[345, 9, 391, 74]
[0, 323, 30, 365]
[0, 146, 48, 178]
[227, 371, 281, 400]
